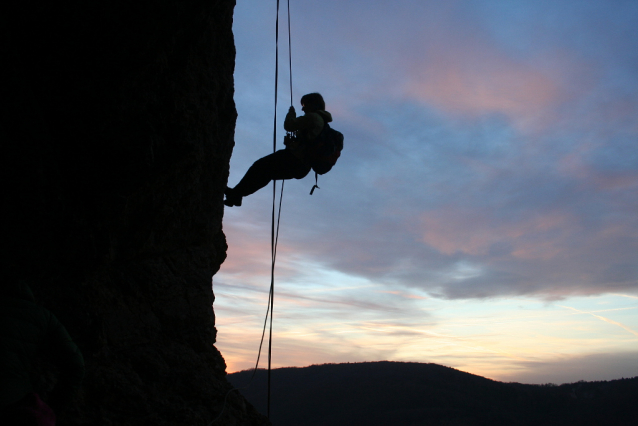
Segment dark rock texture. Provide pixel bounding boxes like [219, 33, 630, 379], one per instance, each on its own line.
[1, 1, 267, 425]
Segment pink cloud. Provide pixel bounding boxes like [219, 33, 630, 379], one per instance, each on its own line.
[220, 222, 305, 282]
[558, 144, 638, 192]
[419, 207, 579, 260]
[401, 40, 586, 130]
[410, 61, 558, 117]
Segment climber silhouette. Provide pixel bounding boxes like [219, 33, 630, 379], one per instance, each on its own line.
[1, 283, 85, 426]
[224, 92, 333, 207]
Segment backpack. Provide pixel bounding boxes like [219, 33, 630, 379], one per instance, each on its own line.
[306, 121, 344, 194]
[309, 122, 344, 175]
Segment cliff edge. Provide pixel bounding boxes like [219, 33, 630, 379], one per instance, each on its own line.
[1, 1, 266, 424]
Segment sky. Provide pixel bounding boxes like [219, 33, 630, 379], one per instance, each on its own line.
[214, 0, 638, 384]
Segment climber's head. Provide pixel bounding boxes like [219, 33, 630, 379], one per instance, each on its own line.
[301, 92, 325, 113]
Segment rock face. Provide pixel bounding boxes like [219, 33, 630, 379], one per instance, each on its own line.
[2, 1, 266, 424]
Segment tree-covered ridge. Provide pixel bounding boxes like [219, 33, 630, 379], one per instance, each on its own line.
[229, 361, 638, 426]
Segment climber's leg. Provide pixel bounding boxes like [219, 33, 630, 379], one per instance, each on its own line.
[225, 149, 310, 206]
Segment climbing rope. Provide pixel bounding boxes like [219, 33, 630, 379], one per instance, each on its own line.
[211, 0, 293, 423]
[287, 0, 294, 107]
[267, 0, 293, 417]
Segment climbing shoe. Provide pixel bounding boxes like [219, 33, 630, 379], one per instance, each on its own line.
[224, 187, 242, 207]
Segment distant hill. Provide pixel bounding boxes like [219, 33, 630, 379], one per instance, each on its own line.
[228, 361, 638, 426]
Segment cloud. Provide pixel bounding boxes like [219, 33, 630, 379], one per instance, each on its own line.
[419, 207, 578, 259]
[559, 305, 638, 338]
[502, 351, 638, 384]
[404, 44, 566, 123]
[611, 293, 638, 300]
[229, 0, 638, 303]
[219, 1, 638, 386]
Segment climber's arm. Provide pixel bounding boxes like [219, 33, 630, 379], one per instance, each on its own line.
[284, 107, 316, 132]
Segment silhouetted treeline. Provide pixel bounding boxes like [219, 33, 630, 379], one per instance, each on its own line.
[228, 361, 638, 426]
